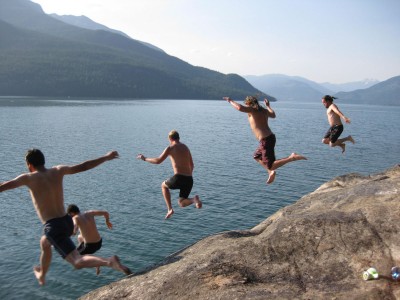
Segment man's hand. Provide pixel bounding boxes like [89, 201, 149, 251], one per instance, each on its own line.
[136, 154, 146, 161]
[264, 98, 270, 107]
[344, 117, 351, 124]
[223, 97, 231, 102]
[106, 218, 113, 229]
[106, 151, 119, 160]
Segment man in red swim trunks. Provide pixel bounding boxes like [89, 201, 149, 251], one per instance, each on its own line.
[137, 130, 202, 219]
[224, 96, 307, 184]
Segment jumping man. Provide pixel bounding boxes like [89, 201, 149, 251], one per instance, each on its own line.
[137, 130, 202, 219]
[0, 149, 132, 285]
[224, 96, 307, 184]
[321, 95, 355, 153]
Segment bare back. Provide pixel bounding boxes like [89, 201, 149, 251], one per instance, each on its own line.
[247, 108, 273, 141]
[26, 167, 67, 223]
[74, 213, 101, 243]
[168, 142, 193, 176]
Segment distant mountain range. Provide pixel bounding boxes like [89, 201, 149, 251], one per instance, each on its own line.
[0, 0, 269, 100]
[245, 74, 400, 106]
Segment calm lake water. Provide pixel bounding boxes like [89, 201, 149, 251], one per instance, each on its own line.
[0, 98, 399, 299]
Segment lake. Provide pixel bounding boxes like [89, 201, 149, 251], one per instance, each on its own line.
[0, 98, 399, 299]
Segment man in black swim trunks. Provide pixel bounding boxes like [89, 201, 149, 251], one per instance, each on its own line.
[137, 130, 202, 219]
[0, 149, 131, 285]
[67, 204, 113, 275]
[322, 95, 355, 153]
[224, 96, 307, 184]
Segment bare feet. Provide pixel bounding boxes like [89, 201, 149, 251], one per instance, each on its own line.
[33, 266, 45, 286]
[267, 170, 276, 184]
[289, 153, 307, 161]
[110, 255, 132, 275]
[96, 266, 101, 275]
[348, 135, 355, 144]
[165, 209, 174, 219]
[194, 195, 202, 209]
[339, 143, 346, 153]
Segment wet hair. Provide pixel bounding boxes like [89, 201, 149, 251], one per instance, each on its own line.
[67, 204, 80, 214]
[168, 130, 180, 141]
[322, 95, 337, 102]
[25, 149, 45, 167]
[244, 96, 261, 110]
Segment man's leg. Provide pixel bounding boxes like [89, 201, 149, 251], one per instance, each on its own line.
[65, 250, 131, 275]
[178, 195, 202, 209]
[330, 135, 355, 153]
[161, 181, 174, 219]
[257, 153, 307, 184]
[33, 235, 52, 286]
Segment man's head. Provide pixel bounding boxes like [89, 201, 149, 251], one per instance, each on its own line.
[244, 96, 261, 110]
[25, 149, 45, 169]
[322, 95, 337, 108]
[67, 204, 80, 216]
[168, 130, 180, 141]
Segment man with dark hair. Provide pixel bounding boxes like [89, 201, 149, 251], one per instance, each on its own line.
[322, 95, 355, 153]
[67, 204, 113, 275]
[0, 149, 131, 285]
[224, 96, 307, 184]
[137, 130, 202, 219]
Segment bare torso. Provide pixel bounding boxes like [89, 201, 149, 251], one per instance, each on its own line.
[168, 142, 193, 176]
[74, 213, 101, 243]
[26, 167, 67, 223]
[247, 108, 273, 141]
[326, 105, 343, 127]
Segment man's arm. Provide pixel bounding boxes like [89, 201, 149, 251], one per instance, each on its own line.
[0, 173, 29, 193]
[62, 151, 119, 175]
[331, 104, 351, 123]
[264, 98, 276, 118]
[71, 216, 79, 235]
[87, 210, 113, 229]
[137, 147, 170, 165]
[223, 97, 252, 113]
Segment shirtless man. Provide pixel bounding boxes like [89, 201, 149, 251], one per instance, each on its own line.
[0, 149, 131, 285]
[322, 95, 355, 153]
[137, 130, 202, 219]
[67, 204, 112, 275]
[224, 96, 307, 184]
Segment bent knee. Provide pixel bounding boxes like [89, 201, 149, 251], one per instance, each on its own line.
[178, 198, 185, 207]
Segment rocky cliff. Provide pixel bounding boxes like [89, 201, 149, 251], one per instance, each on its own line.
[81, 165, 400, 300]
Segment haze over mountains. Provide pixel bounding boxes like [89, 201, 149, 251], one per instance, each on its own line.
[0, 0, 268, 100]
[245, 74, 400, 105]
[0, 0, 398, 105]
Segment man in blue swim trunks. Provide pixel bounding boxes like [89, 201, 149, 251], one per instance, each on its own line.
[0, 149, 131, 285]
[322, 95, 355, 153]
[67, 204, 113, 275]
[137, 130, 202, 219]
[224, 96, 307, 184]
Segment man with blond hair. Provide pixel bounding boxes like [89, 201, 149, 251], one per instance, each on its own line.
[224, 96, 307, 184]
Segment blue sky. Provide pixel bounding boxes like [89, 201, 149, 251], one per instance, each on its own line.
[32, 0, 400, 83]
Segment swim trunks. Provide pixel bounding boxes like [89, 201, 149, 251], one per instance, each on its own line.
[165, 174, 193, 199]
[43, 214, 76, 259]
[324, 124, 343, 143]
[77, 239, 102, 255]
[253, 134, 276, 169]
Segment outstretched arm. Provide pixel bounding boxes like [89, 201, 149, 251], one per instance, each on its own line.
[223, 97, 252, 113]
[62, 151, 119, 175]
[137, 146, 170, 165]
[264, 98, 276, 118]
[0, 173, 29, 193]
[88, 210, 113, 229]
[331, 104, 351, 123]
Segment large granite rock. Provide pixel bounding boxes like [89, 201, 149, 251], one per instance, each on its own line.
[81, 165, 400, 300]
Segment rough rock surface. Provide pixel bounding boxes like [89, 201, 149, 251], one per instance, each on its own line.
[81, 165, 400, 300]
